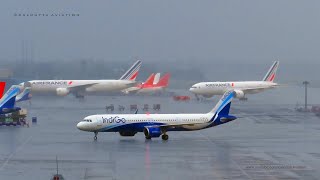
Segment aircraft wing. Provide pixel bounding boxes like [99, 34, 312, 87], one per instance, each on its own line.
[240, 85, 279, 94]
[67, 83, 99, 92]
[158, 122, 206, 131]
[121, 86, 141, 94]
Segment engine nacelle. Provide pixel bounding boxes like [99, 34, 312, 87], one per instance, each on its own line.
[2, 107, 21, 113]
[203, 94, 213, 98]
[119, 131, 137, 136]
[143, 126, 162, 138]
[56, 88, 70, 96]
[234, 90, 245, 99]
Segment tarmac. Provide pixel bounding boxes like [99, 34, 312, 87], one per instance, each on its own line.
[0, 91, 320, 180]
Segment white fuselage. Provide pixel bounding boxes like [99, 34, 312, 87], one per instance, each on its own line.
[136, 87, 166, 94]
[123, 85, 167, 94]
[77, 113, 213, 132]
[190, 81, 277, 97]
[24, 80, 135, 94]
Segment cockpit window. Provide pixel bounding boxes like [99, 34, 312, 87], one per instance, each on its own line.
[83, 119, 92, 122]
[191, 86, 197, 89]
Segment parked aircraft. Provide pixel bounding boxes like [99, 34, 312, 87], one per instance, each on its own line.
[77, 90, 236, 141]
[0, 85, 21, 114]
[123, 73, 171, 94]
[0, 82, 5, 99]
[19, 60, 142, 98]
[189, 61, 279, 100]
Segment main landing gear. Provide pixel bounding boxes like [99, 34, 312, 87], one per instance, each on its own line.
[161, 134, 169, 141]
[239, 96, 248, 101]
[94, 132, 98, 140]
[144, 134, 169, 141]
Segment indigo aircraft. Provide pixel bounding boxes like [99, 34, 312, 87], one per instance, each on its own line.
[77, 90, 236, 140]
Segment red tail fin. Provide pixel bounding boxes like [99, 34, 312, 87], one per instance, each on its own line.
[0, 82, 6, 99]
[143, 73, 156, 86]
[129, 71, 139, 81]
[156, 73, 170, 87]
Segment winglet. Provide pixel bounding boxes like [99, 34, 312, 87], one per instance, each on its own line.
[262, 61, 279, 82]
[153, 73, 161, 85]
[119, 60, 142, 81]
[0, 82, 6, 99]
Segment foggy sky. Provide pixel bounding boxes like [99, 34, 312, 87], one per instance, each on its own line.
[0, 0, 320, 64]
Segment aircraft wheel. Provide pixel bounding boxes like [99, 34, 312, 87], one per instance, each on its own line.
[94, 132, 98, 141]
[162, 134, 169, 141]
[145, 136, 152, 140]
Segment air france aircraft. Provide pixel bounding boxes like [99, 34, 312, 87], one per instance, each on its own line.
[190, 61, 279, 100]
[77, 90, 236, 141]
[19, 60, 142, 98]
[0, 86, 21, 114]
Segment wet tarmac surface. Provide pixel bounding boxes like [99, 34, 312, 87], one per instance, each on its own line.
[0, 92, 320, 180]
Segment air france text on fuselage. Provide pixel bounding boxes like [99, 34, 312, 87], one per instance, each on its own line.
[205, 83, 231, 87]
[32, 81, 68, 85]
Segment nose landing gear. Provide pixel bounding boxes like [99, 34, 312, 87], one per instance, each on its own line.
[94, 132, 98, 140]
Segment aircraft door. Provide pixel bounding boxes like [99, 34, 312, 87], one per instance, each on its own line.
[96, 117, 103, 127]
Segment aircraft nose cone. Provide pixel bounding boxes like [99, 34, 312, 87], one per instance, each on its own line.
[77, 122, 84, 130]
[189, 87, 197, 93]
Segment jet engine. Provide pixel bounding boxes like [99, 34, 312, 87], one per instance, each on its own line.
[119, 131, 137, 136]
[143, 126, 162, 138]
[56, 88, 70, 96]
[234, 90, 245, 99]
[203, 94, 213, 98]
[2, 107, 21, 113]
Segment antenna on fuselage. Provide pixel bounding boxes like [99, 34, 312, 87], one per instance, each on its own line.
[135, 109, 138, 114]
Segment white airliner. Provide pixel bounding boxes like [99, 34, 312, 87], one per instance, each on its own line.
[77, 90, 236, 140]
[19, 60, 142, 97]
[189, 61, 279, 100]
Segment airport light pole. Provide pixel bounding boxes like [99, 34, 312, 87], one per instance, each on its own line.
[303, 81, 310, 111]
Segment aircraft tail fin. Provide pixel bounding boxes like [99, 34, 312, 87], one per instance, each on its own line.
[143, 73, 156, 86]
[16, 87, 32, 102]
[262, 61, 279, 82]
[208, 90, 235, 122]
[119, 60, 142, 81]
[153, 73, 161, 85]
[156, 73, 170, 87]
[0, 82, 6, 99]
[0, 86, 20, 109]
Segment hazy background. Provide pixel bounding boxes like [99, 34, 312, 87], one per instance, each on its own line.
[0, 0, 319, 63]
[0, 0, 319, 102]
